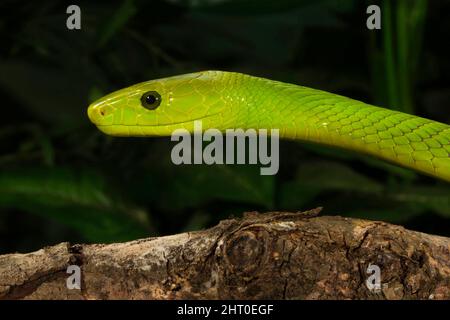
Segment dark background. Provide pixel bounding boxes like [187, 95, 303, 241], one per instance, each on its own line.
[0, 0, 449, 254]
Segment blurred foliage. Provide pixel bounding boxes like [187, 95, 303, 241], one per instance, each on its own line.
[370, 0, 428, 114]
[0, 0, 449, 253]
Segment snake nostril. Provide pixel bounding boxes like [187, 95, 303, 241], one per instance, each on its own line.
[87, 101, 115, 127]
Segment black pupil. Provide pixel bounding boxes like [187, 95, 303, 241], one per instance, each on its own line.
[146, 94, 156, 104]
[141, 91, 161, 109]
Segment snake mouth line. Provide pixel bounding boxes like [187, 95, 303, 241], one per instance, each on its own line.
[96, 113, 221, 128]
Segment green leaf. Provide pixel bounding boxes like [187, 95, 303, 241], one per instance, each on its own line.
[134, 161, 275, 211]
[163, 164, 275, 210]
[279, 160, 449, 221]
[344, 207, 425, 224]
[387, 185, 450, 217]
[279, 160, 383, 209]
[0, 167, 152, 242]
[97, 0, 137, 48]
[300, 143, 417, 180]
[295, 161, 384, 193]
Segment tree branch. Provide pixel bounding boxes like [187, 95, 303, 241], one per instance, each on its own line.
[1, 208, 449, 300]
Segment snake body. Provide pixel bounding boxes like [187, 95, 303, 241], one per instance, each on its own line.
[88, 71, 450, 182]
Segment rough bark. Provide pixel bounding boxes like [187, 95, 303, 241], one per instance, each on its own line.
[0, 208, 449, 300]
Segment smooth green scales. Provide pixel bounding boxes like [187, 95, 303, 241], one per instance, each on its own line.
[87, 71, 450, 182]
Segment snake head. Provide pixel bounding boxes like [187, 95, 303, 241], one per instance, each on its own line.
[87, 70, 243, 137]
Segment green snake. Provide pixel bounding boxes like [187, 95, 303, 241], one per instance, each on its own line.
[87, 71, 450, 182]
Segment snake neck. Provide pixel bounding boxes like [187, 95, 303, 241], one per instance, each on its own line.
[230, 75, 450, 181]
[237, 77, 369, 144]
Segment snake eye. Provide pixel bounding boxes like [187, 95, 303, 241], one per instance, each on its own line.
[140, 91, 161, 110]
